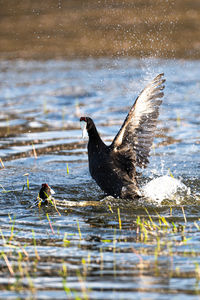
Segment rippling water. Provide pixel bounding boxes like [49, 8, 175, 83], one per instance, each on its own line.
[0, 58, 199, 299]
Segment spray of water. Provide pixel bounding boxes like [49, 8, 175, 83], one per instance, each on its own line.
[141, 175, 191, 204]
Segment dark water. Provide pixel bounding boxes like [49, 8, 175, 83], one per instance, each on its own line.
[0, 58, 199, 299]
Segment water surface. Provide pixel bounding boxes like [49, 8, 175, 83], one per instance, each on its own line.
[0, 58, 199, 299]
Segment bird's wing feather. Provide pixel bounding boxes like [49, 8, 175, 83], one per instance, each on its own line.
[111, 73, 165, 169]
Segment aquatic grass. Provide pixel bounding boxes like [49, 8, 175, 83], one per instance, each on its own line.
[154, 210, 170, 229]
[171, 221, 178, 232]
[46, 213, 55, 234]
[0, 184, 12, 193]
[154, 236, 161, 262]
[31, 143, 37, 159]
[63, 233, 71, 247]
[144, 208, 157, 230]
[47, 199, 61, 216]
[63, 279, 72, 298]
[0, 223, 199, 299]
[8, 214, 16, 243]
[60, 263, 74, 298]
[117, 208, 122, 230]
[17, 251, 24, 277]
[1, 205, 200, 298]
[76, 270, 89, 300]
[17, 242, 29, 259]
[194, 221, 200, 230]
[24, 269, 36, 294]
[81, 258, 87, 278]
[23, 173, 30, 190]
[77, 220, 82, 240]
[101, 239, 112, 243]
[136, 215, 150, 242]
[36, 195, 43, 209]
[32, 230, 40, 261]
[62, 263, 67, 278]
[1, 212, 200, 298]
[182, 236, 192, 244]
[80, 253, 92, 280]
[181, 206, 187, 224]
[1, 251, 14, 276]
[195, 262, 200, 281]
[0, 222, 29, 267]
[135, 208, 188, 244]
[0, 158, 5, 169]
[66, 163, 69, 174]
[107, 204, 114, 213]
[0, 228, 6, 244]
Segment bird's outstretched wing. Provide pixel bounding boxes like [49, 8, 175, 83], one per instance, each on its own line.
[111, 73, 165, 169]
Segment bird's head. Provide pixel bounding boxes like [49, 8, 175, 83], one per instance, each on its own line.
[80, 117, 94, 130]
[39, 183, 55, 200]
[80, 116, 95, 138]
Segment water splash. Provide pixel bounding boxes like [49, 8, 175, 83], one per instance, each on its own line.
[142, 175, 191, 204]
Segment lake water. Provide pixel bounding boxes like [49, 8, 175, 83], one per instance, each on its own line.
[0, 58, 199, 299]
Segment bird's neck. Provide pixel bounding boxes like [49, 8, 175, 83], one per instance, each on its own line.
[88, 126, 105, 148]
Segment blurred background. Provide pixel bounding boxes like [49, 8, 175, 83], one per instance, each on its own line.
[0, 0, 200, 60]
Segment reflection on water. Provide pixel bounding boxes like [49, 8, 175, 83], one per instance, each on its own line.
[0, 58, 199, 299]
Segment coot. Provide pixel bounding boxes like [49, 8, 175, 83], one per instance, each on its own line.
[80, 73, 165, 199]
[38, 183, 55, 204]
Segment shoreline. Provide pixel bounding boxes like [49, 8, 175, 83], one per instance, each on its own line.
[0, 0, 200, 60]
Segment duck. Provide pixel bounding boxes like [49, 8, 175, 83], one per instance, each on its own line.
[80, 73, 165, 200]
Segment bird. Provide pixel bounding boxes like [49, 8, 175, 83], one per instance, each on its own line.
[38, 183, 55, 204]
[80, 73, 165, 200]
[30, 183, 55, 208]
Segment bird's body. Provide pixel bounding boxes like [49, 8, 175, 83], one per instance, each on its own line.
[87, 125, 139, 199]
[80, 73, 165, 200]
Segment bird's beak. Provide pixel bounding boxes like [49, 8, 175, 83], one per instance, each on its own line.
[80, 120, 88, 139]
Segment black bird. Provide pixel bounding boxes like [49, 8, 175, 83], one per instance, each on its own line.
[80, 73, 165, 200]
[38, 183, 55, 204]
